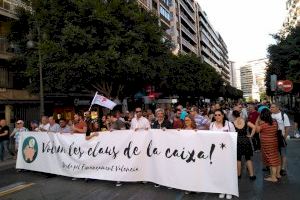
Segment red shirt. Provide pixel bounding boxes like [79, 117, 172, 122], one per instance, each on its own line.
[248, 111, 259, 124]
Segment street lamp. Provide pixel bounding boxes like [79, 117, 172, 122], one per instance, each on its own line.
[27, 24, 44, 118]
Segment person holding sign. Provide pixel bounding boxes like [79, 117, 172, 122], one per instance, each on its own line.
[71, 112, 87, 134]
[209, 109, 235, 200]
[151, 108, 172, 130]
[130, 107, 150, 131]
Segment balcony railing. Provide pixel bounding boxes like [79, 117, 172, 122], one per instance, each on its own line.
[180, 1, 195, 19]
[180, 12, 195, 30]
[0, 0, 32, 19]
[181, 37, 197, 54]
[181, 25, 197, 43]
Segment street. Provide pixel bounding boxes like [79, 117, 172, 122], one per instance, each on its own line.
[0, 140, 299, 200]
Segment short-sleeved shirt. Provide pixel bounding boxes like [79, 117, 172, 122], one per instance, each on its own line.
[59, 125, 72, 134]
[209, 120, 236, 132]
[0, 125, 9, 141]
[194, 114, 210, 130]
[48, 123, 60, 132]
[271, 112, 291, 135]
[248, 111, 259, 124]
[39, 123, 50, 131]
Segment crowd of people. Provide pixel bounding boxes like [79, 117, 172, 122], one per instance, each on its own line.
[0, 101, 294, 199]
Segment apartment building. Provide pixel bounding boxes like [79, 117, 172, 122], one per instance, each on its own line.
[196, 5, 230, 83]
[284, 0, 300, 28]
[0, 0, 39, 126]
[240, 59, 267, 101]
[137, 0, 180, 54]
[137, 0, 231, 84]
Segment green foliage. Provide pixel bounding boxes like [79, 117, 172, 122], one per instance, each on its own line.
[266, 26, 300, 96]
[9, 0, 241, 100]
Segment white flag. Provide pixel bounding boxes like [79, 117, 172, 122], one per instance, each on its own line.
[90, 92, 116, 110]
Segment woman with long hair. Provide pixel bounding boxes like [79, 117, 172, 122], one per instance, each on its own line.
[209, 109, 235, 200]
[183, 115, 196, 130]
[256, 108, 281, 182]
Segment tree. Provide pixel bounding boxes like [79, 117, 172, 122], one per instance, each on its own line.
[266, 26, 300, 96]
[163, 54, 225, 98]
[9, 0, 171, 98]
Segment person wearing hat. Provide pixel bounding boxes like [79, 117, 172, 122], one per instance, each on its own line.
[10, 120, 28, 159]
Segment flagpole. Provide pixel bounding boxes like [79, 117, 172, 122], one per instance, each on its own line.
[89, 91, 98, 111]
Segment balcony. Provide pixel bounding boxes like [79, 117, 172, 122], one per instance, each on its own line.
[180, 12, 195, 30]
[181, 25, 197, 43]
[0, 36, 14, 60]
[182, 0, 194, 12]
[203, 57, 220, 72]
[181, 37, 197, 54]
[201, 45, 220, 66]
[180, 1, 195, 19]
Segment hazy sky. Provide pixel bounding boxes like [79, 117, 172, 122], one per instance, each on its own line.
[197, 0, 287, 63]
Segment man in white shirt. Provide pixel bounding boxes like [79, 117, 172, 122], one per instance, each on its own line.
[39, 116, 50, 131]
[130, 107, 150, 131]
[270, 103, 291, 176]
[48, 116, 60, 132]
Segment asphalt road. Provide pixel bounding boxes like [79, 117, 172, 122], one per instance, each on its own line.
[0, 139, 300, 200]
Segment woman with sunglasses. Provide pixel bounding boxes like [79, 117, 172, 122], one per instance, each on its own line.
[209, 109, 235, 200]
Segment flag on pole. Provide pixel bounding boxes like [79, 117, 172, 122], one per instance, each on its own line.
[89, 92, 117, 110]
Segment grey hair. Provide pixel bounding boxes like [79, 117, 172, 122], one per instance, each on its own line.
[155, 108, 164, 115]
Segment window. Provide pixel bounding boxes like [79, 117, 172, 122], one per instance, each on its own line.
[162, 0, 172, 6]
[160, 6, 171, 21]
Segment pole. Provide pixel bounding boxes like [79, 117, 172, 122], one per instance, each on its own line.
[37, 24, 44, 117]
[89, 92, 98, 111]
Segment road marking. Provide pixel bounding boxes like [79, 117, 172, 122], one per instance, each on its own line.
[0, 182, 35, 197]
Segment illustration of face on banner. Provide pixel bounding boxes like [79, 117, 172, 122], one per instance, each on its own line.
[22, 136, 38, 163]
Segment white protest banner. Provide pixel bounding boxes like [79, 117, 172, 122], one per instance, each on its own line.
[16, 130, 238, 197]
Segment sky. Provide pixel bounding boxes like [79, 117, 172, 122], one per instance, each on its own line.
[196, 0, 287, 63]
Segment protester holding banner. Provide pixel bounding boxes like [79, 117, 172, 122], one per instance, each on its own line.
[209, 109, 235, 133]
[130, 107, 150, 131]
[172, 108, 184, 129]
[209, 109, 235, 200]
[256, 108, 281, 183]
[10, 120, 28, 159]
[71, 112, 87, 134]
[183, 115, 197, 130]
[58, 119, 72, 134]
[38, 116, 50, 131]
[110, 112, 126, 131]
[86, 120, 100, 140]
[232, 110, 256, 180]
[189, 106, 210, 130]
[48, 116, 60, 132]
[151, 108, 172, 129]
